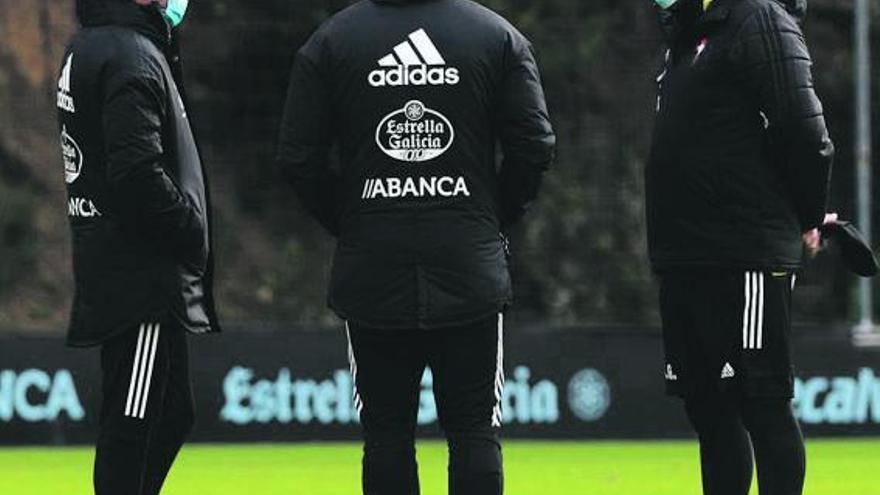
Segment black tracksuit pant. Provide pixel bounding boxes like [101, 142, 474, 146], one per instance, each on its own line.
[94, 315, 195, 495]
[346, 313, 505, 495]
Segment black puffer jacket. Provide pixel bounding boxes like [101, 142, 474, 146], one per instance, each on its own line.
[59, 0, 220, 346]
[647, 0, 833, 271]
[277, 0, 555, 329]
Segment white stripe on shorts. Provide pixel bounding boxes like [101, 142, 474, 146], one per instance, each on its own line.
[742, 272, 765, 350]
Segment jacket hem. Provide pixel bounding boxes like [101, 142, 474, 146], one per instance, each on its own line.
[66, 320, 148, 348]
[332, 302, 510, 331]
[650, 259, 803, 273]
[66, 303, 168, 348]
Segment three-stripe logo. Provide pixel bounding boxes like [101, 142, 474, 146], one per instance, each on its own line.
[368, 29, 460, 87]
[742, 272, 764, 350]
[58, 55, 72, 93]
[124, 323, 161, 420]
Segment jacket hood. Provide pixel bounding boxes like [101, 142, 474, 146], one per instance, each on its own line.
[661, 0, 809, 37]
[371, 0, 436, 4]
[707, 0, 808, 21]
[776, 0, 807, 22]
[75, 0, 170, 47]
[657, 0, 702, 42]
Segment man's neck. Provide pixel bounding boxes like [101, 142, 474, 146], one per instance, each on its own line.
[703, 0, 714, 10]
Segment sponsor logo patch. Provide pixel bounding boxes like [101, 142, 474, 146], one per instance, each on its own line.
[361, 176, 470, 200]
[61, 126, 83, 184]
[376, 100, 454, 163]
[68, 197, 100, 218]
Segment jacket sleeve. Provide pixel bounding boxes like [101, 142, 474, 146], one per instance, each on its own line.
[276, 40, 339, 237]
[496, 31, 556, 231]
[102, 62, 206, 264]
[730, 4, 834, 231]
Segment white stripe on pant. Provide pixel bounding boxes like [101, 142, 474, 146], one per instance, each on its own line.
[491, 313, 505, 428]
[345, 323, 364, 418]
[124, 323, 161, 419]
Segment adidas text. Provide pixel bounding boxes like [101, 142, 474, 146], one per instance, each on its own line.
[369, 29, 460, 88]
[369, 66, 460, 88]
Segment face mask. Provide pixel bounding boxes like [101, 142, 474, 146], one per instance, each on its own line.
[655, 0, 680, 9]
[162, 0, 189, 27]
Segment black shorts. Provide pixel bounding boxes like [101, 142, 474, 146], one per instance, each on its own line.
[659, 269, 796, 400]
[345, 314, 505, 438]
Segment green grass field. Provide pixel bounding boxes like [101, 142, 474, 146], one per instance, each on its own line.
[1, 440, 877, 494]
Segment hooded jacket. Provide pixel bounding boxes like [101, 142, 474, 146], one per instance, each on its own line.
[277, 0, 556, 329]
[59, 0, 220, 346]
[647, 0, 833, 271]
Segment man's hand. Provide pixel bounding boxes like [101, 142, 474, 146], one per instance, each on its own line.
[803, 213, 839, 255]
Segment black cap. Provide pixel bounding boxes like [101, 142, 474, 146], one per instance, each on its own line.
[819, 221, 879, 277]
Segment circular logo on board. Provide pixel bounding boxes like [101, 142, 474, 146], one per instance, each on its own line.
[567, 368, 611, 422]
[61, 126, 83, 184]
[376, 100, 454, 163]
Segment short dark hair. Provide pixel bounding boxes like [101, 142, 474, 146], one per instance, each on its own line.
[75, 0, 127, 25]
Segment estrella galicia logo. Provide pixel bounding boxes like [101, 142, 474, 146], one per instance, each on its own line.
[376, 100, 454, 163]
[567, 368, 611, 422]
[61, 126, 83, 184]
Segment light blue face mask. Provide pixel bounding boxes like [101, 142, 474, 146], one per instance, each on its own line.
[162, 0, 189, 27]
[654, 0, 680, 9]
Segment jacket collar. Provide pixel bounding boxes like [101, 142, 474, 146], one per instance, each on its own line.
[776, 0, 808, 23]
[702, 0, 808, 24]
[371, 0, 435, 4]
[76, 0, 170, 50]
[701, 0, 733, 25]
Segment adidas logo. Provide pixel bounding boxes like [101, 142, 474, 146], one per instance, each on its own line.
[368, 29, 460, 87]
[721, 362, 736, 380]
[57, 54, 75, 113]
